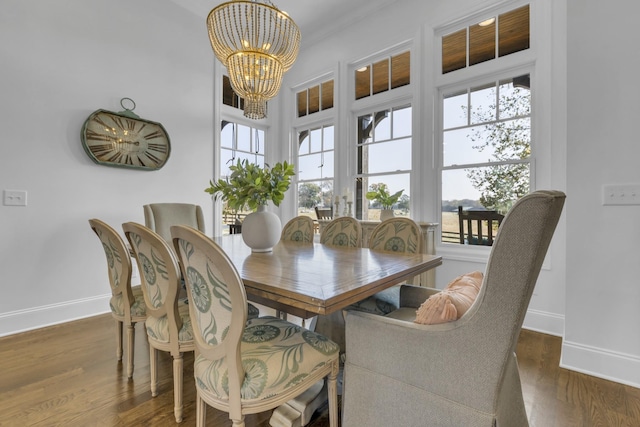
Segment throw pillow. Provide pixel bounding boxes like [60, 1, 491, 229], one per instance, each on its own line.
[414, 271, 483, 325]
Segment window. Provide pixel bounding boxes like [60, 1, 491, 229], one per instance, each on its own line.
[297, 80, 334, 118]
[219, 121, 265, 231]
[442, 5, 530, 74]
[220, 121, 265, 175]
[355, 51, 410, 100]
[440, 74, 531, 244]
[296, 125, 334, 215]
[355, 105, 411, 220]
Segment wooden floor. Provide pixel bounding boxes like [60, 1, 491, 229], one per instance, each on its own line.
[1, 314, 639, 426]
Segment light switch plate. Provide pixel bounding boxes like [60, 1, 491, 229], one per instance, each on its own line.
[602, 184, 640, 205]
[3, 190, 27, 206]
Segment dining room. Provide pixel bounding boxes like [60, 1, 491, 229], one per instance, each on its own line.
[2, 0, 640, 425]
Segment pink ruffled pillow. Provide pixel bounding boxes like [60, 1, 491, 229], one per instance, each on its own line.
[414, 271, 483, 325]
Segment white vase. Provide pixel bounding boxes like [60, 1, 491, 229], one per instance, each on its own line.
[241, 205, 282, 252]
[380, 209, 395, 221]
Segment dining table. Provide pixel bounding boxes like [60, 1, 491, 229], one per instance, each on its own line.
[211, 234, 443, 320]
[209, 234, 442, 427]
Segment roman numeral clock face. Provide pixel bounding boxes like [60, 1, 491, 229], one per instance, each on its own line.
[81, 110, 170, 170]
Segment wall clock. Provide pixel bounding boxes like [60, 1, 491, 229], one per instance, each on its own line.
[81, 98, 171, 170]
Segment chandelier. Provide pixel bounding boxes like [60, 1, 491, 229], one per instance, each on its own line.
[207, 1, 301, 120]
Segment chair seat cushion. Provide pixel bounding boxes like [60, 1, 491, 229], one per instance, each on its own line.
[346, 286, 399, 315]
[110, 286, 146, 318]
[385, 307, 419, 322]
[194, 316, 339, 403]
[145, 300, 193, 343]
[414, 271, 483, 325]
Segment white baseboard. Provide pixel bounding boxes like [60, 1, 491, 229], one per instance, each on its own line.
[561, 340, 640, 389]
[523, 308, 564, 336]
[0, 295, 111, 337]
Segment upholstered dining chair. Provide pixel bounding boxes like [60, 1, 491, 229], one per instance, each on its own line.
[315, 216, 363, 352]
[143, 203, 205, 243]
[319, 216, 362, 248]
[122, 222, 195, 423]
[280, 215, 315, 243]
[144, 204, 260, 319]
[88, 219, 146, 379]
[348, 217, 422, 315]
[170, 225, 341, 427]
[342, 190, 565, 427]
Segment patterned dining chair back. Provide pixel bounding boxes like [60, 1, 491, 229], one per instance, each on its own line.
[320, 216, 362, 248]
[281, 216, 315, 243]
[123, 221, 194, 423]
[369, 217, 422, 254]
[170, 225, 341, 427]
[349, 217, 423, 315]
[88, 219, 146, 379]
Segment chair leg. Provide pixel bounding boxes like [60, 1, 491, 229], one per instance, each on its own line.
[327, 359, 339, 427]
[126, 323, 135, 378]
[173, 353, 184, 423]
[150, 346, 158, 397]
[116, 320, 123, 361]
[231, 417, 245, 426]
[196, 393, 207, 427]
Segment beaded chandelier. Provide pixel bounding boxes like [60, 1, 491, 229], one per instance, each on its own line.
[207, 1, 301, 119]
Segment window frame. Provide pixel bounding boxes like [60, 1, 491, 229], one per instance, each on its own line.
[294, 122, 336, 215]
[352, 102, 413, 221]
[433, 1, 541, 258]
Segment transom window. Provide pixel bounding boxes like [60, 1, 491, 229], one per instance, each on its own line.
[296, 80, 334, 118]
[442, 5, 529, 74]
[222, 75, 269, 115]
[355, 105, 411, 220]
[355, 51, 410, 100]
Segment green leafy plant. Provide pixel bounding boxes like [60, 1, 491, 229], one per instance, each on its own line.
[205, 159, 295, 211]
[365, 183, 404, 209]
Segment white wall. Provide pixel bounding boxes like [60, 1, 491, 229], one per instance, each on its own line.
[0, 0, 215, 334]
[565, 0, 640, 387]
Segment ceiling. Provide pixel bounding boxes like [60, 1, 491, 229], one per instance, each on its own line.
[170, 0, 399, 43]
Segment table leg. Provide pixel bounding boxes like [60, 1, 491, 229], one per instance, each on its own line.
[269, 380, 325, 427]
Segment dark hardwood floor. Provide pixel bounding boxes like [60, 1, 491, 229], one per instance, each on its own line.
[0, 314, 638, 426]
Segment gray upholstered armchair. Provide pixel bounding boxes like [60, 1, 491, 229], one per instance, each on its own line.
[342, 190, 565, 427]
[143, 203, 205, 243]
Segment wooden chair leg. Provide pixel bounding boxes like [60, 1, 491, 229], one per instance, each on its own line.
[196, 393, 207, 427]
[116, 320, 123, 361]
[150, 346, 158, 397]
[126, 323, 135, 378]
[173, 353, 184, 423]
[327, 359, 339, 427]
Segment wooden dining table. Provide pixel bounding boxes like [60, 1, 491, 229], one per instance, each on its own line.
[211, 234, 442, 427]
[212, 234, 442, 319]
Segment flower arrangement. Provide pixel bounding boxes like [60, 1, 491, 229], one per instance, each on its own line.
[205, 159, 295, 211]
[365, 183, 404, 209]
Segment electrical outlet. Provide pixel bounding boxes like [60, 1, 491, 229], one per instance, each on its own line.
[602, 184, 640, 205]
[3, 190, 27, 206]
